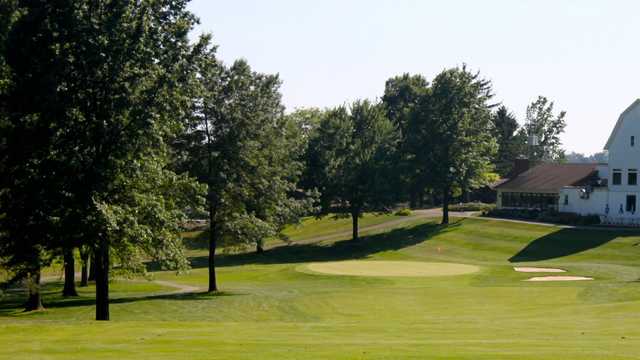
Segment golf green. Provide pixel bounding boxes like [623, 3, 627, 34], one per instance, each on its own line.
[304, 260, 480, 277]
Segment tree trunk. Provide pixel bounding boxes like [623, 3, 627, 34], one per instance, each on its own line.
[256, 241, 264, 254]
[409, 190, 417, 209]
[95, 239, 109, 321]
[442, 186, 450, 225]
[62, 248, 78, 297]
[208, 214, 218, 293]
[24, 269, 44, 312]
[80, 250, 89, 287]
[88, 252, 96, 282]
[351, 209, 359, 241]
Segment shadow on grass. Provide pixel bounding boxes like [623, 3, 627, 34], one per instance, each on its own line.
[0, 286, 239, 314]
[509, 228, 635, 262]
[187, 220, 459, 269]
[2, 219, 454, 313]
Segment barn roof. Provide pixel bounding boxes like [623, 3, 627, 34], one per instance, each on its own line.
[605, 99, 640, 150]
[494, 163, 598, 193]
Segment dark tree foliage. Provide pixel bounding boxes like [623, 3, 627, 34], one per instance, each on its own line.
[411, 66, 497, 224]
[382, 74, 431, 208]
[1, 1, 204, 319]
[177, 42, 313, 292]
[305, 100, 398, 240]
[491, 106, 526, 176]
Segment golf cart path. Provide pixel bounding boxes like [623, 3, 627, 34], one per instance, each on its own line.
[41, 273, 202, 296]
[151, 280, 200, 294]
[270, 209, 475, 250]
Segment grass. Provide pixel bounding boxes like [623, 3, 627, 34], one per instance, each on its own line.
[2, 215, 640, 359]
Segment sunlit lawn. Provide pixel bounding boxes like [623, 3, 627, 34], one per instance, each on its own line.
[2, 215, 640, 359]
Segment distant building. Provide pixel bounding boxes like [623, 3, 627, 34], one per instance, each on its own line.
[495, 99, 640, 224]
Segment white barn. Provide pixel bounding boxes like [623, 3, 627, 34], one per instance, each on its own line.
[496, 99, 640, 224]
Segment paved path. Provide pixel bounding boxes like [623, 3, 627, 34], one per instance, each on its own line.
[267, 209, 478, 250]
[151, 280, 200, 294]
[40, 273, 202, 297]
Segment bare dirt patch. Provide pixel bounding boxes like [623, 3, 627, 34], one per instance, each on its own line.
[525, 276, 593, 282]
[514, 267, 566, 273]
[304, 260, 479, 277]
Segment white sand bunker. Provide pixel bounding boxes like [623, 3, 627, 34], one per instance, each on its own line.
[514, 267, 566, 273]
[526, 276, 594, 282]
[305, 260, 479, 277]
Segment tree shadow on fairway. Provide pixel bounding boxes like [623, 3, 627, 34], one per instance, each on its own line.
[0, 279, 240, 315]
[0, 285, 239, 314]
[509, 228, 635, 262]
[188, 220, 461, 269]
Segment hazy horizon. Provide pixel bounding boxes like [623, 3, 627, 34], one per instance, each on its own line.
[188, 0, 640, 156]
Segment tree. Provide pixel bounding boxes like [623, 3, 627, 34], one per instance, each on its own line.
[521, 96, 567, 162]
[382, 74, 429, 138]
[62, 248, 78, 297]
[0, 0, 67, 311]
[382, 74, 431, 207]
[306, 100, 397, 240]
[179, 42, 311, 292]
[1, 0, 204, 320]
[565, 151, 608, 163]
[412, 66, 497, 224]
[491, 106, 526, 176]
[244, 112, 318, 253]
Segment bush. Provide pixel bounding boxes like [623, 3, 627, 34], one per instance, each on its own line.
[449, 202, 496, 212]
[485, 208, 600, 226]
[394, 208, 412, 216]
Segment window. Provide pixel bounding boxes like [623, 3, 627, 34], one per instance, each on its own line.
[629, 169, 638, 186]
[500, 192, 559, 210]
[613, 169, 622, 185]
[563, 195, 569, 205]
[632, 136, 636, 147]
[627, 195, 637, 213]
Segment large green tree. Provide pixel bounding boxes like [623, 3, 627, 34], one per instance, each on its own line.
[1, 0, 203, 320]
[306, 100, 397, 241]
[412, 66, 497, 224]
[382, 74, 431, 207]
[0, 0, 69, 311]
[179, 43, 312, 292]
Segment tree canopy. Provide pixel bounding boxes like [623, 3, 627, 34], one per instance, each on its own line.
[305, 100, 398, 240]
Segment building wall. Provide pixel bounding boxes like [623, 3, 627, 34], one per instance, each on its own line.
[559, 188, 608, 215]
[608, 103, 640, 193]
[603, 101, 640, 220]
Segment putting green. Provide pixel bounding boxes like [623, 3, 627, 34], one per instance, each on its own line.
[304, 260, 479, 277]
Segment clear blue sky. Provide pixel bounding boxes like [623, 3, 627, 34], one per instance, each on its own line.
[188, 0, 640, 155]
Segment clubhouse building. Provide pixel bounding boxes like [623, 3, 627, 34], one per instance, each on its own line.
[495, 99, 640, 224]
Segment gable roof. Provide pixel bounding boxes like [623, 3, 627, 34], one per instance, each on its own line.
[495, 163, 598, 193]
[604, 99, 640, 150]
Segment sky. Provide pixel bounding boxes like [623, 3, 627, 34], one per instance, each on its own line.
[188, 0, 640, 155]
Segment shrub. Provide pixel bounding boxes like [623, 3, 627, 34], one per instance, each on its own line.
[394, 208, 412, 216]
[485, 209, 600, 226]
[449, 202, 496, 212]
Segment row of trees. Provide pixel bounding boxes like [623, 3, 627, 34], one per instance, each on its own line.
[0, 1, 312, 320]
[301, 71, 568, 232]
[0, 1, 569, 321]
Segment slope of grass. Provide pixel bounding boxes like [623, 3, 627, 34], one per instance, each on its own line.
[2, 216, 640, 359]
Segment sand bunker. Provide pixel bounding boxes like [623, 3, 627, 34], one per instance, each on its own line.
[305, 260, 479, 277]
[525, 276, 593, 282]
[514, 267, 566, 273]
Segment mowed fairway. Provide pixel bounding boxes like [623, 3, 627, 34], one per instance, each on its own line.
[2, 215, 640, 359]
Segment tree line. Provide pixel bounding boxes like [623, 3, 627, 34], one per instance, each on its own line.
[0, 1, 567, 320]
